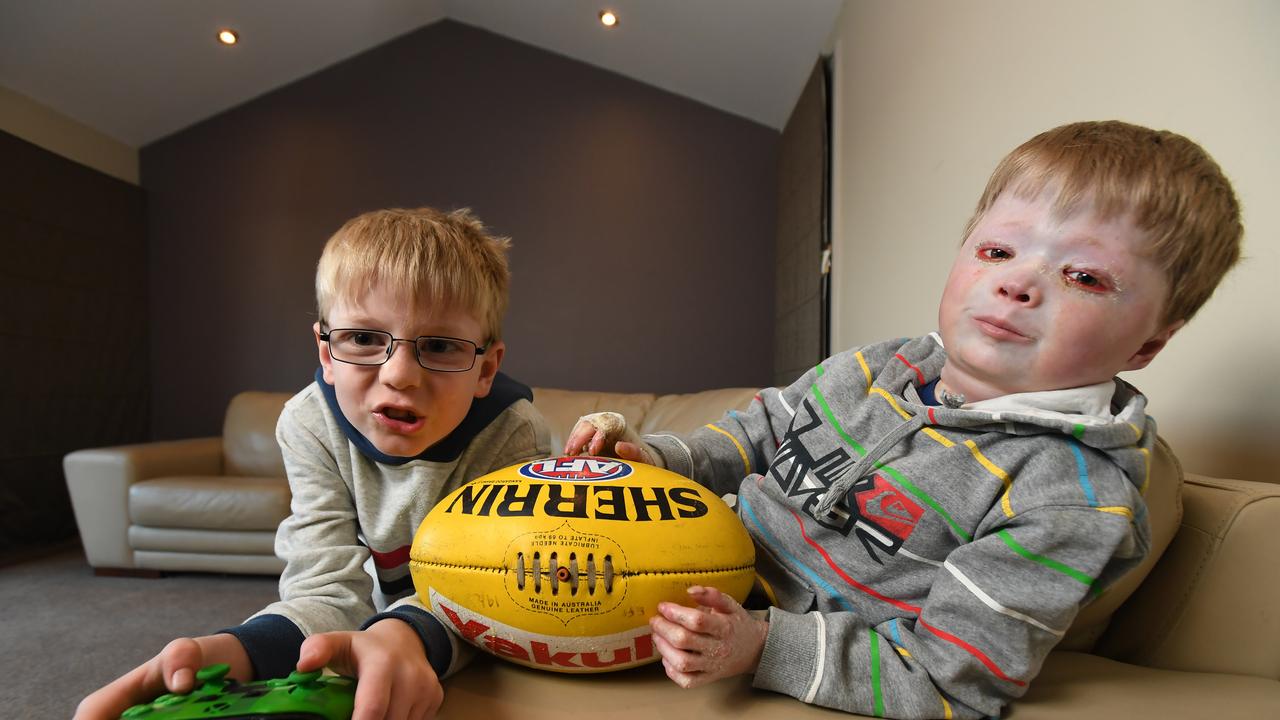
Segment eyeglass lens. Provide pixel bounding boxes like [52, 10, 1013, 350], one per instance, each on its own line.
[327, 329, 477, 371]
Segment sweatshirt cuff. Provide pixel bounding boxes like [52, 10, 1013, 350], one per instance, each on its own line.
[752, 607, 821, 698]
[361, 607, 453, 678]
[218, 614, 305, 681]
[644, 434, 693, 477]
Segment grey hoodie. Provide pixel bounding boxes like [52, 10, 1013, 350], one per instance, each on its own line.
[645, 334, 1152, 719]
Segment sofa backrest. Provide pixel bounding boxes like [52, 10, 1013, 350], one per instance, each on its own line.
[530, 387, 760, 454]
[636, 388, 761, 437]
[213, 385, 1181, 654]
[530, 388, 657, 454]
[216, 387, 759, 480]
[223, 391, 291, 477]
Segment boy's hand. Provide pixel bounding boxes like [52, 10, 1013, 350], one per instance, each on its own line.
[297, 620, 442, 720]
[563, 412, 665, 467]
[649, 585, 767, 688]
[73, 634, 250, 720]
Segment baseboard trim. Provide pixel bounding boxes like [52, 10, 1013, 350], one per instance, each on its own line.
[93, 567, 164, 578]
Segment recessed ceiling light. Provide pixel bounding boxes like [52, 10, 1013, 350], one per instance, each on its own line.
[217, 29, 239, 45]
[598, 10, 619, 28]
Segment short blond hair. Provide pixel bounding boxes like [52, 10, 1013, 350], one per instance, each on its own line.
[316, 207, 511, 341]
[961, 121, 1242, 325]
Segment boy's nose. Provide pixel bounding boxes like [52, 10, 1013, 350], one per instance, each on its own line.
[380, 341, 422, 388]
[995, 272, 1042, 305]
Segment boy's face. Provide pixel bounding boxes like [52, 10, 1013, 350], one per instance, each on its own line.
[315, 286, 503, 457]
[937, 191, 1182, 403]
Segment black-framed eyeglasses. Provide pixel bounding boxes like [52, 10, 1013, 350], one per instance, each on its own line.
[320, 328, 487, 372]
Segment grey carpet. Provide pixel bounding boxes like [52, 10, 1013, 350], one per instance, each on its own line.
[0, 546, 279, 719]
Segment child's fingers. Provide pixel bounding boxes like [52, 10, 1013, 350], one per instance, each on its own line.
[615, 441, 650, 464]
[588, 432, 608, 456]
[297, 631, 355, 675]
[658, 598, 738, 638]
[75, 636, 206, 720]
[157, 637, 205, 692]
[562, 422, 596, 455]
[652, 633, 710, 688]
[74, 658, 168, 720]
[655, 600, 721, 634]
[687, 585, 741, 614]
[295, 636, 331, 673]
[563, 417, 601, 450]
[651, 611, 719, 656]
[350, 660, 394, 720]
[662, 657, 707, 689]
[384, 663, 438, 720]
[374, 668, 415, 720]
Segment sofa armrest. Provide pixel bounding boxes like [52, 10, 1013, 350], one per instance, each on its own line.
[63, 437, 223, 569]
[1097, 474, 1280, 678]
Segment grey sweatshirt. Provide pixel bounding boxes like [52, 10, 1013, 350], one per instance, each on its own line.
[223, 370, 550, 680]
[644, 334, 1152, 719]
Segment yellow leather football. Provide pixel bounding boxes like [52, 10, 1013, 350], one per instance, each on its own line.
[409, 456, 756, 673]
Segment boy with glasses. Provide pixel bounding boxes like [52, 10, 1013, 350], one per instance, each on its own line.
[77, 207, 550, 719]
[567, 121, 1242, 719]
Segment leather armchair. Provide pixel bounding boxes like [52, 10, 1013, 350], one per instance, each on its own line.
[64, 391, 290, 575]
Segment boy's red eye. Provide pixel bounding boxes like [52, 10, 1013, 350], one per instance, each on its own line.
[978, 246, 1012, 260]
[1065, 269, 1107, 290]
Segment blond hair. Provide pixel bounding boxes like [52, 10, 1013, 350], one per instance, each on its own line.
[961, 121, 1242, 325]
[316, 207, 511, 341]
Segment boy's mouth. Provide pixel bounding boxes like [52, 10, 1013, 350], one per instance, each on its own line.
[383, 407, 418, 422]
[375, 404, 423, 429]
[974, 315, 1031, 341]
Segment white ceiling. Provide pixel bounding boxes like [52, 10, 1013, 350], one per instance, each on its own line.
[0, 0, 843, 148]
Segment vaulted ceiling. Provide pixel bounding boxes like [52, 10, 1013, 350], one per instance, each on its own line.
[0, 0, 843, 147]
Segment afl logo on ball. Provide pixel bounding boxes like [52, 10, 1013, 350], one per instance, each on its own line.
[519, 457, 634, 482]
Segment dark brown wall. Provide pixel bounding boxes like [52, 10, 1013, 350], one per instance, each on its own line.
[142, 20, 778, 440]
[0, 131, 148, 556]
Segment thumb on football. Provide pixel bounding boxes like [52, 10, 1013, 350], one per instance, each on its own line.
[615, 441, 665, 468]
[686, 585, 741, 614]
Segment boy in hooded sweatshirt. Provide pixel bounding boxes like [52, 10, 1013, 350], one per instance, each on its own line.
[565, 120, 1242, 719]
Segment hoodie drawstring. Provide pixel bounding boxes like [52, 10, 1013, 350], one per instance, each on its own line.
[815, 413, 926, 516]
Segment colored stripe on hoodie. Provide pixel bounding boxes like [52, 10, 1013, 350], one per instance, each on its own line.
[780, 504, 1028, 688]
[741, 496, 855, 611]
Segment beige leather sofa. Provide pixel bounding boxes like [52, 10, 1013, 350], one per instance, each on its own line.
[63, 387, 1280, 718]
[62, 387, 761, 576]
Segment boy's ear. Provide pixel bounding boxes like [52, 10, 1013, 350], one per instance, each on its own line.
[314, 323, 336, 385]
[473, 340, 505, 398]
[1123, 319, 1186, 372]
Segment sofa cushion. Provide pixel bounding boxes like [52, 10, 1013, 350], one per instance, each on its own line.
[129, 476, 290, 531]
[438, 650, 1280, 719]
[637, 388, 760, 436]
[222, 391, 290, 478]
[132, 550, 286, 575]
[1010, 651, 1280, 719]
[128, 526, 278, 555]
